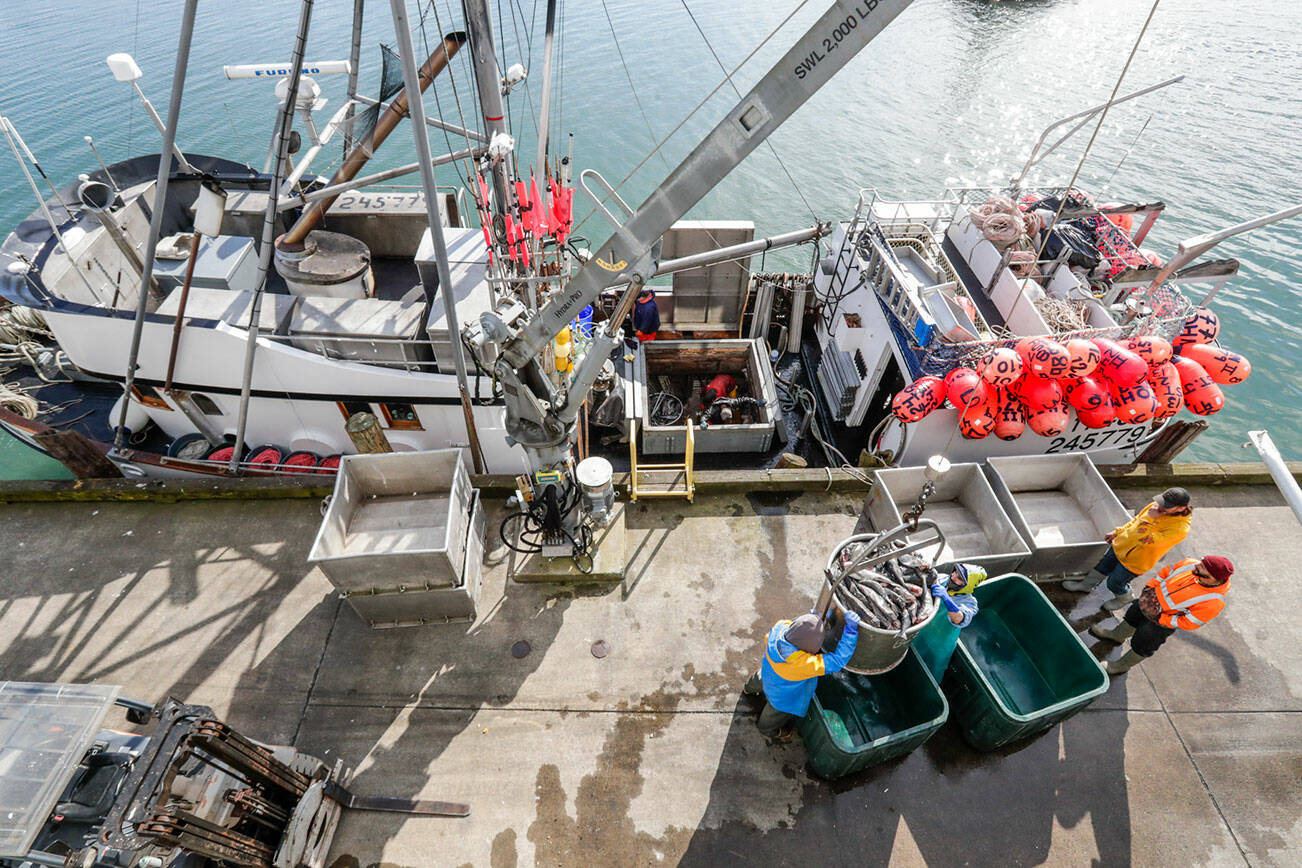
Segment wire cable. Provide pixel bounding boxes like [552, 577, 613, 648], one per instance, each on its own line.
[678, 0, 819, 225]
[572, 0, 812, 238]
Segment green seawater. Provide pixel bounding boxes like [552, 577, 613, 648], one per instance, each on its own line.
[2, 0, 1299, 478]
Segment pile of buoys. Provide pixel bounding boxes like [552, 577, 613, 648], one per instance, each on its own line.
[889, 308, 1250, 440]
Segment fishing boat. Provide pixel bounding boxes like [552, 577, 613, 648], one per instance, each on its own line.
[0, 0, 1289, 482]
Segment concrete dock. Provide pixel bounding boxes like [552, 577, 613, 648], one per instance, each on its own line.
[0, 482, 1297, 866]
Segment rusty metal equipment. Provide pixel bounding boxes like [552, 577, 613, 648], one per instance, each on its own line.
[75, 696, 468, 868]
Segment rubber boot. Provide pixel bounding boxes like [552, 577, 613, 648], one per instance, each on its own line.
[1089, 619, 1136, 644]
[1105, 647, 1146, 675]
[1062, 571, 1105, 593]
[1102, 589, 1135, 611]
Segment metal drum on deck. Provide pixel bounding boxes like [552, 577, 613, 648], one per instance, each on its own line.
[817, 581, 940, 675]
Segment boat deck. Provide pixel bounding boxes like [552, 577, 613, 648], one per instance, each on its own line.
[0, 483, 1296, 866]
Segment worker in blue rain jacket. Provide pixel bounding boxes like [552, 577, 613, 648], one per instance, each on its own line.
[742, 609, 860, 743]
[631, 287, 659, 341]
[915, 562, 988, 683]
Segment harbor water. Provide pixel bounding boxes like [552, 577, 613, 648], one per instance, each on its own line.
[1, 0, 1299, 479]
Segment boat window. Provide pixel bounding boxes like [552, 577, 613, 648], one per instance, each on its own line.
[191, 393, 221, 416]
[380, 402, 422, 430]
[132, 384, 171, 410]
[337, 401, 373, 422]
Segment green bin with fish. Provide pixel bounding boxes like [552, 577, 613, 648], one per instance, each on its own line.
[815, 521, 946, 674]
[942, 573, 1108, 751]
[799, 648, 948, 780]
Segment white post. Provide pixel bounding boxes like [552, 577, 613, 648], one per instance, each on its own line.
[1247, 430, 1302, 526]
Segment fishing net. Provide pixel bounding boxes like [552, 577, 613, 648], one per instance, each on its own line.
[344, 44, 407, 157]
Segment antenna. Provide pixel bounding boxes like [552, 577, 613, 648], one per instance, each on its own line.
[222, 60, 351, 79]
[104, 52, 196, 173]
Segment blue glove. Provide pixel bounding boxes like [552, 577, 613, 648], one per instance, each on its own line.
[844, 610, 861, 630]
[931, 583, 962, 615]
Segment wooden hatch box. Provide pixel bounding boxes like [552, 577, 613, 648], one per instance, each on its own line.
[632, 338, 780, 454]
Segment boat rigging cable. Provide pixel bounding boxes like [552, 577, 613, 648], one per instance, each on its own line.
[421, 0, 483, 187]
[1009, 0, 1163, 318]
[571, 0, 813, 239]
[599, 0, 671, 172]
[678, 0, 819, 226]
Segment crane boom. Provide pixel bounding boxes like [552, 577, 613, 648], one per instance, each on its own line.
[472, 0, 917, 564]
[501, 0, 917, 369]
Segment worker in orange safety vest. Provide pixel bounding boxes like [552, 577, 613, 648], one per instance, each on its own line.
[1090, 555, 1233, 674]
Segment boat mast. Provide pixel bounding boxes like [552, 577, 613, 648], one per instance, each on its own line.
[389, 0, 486, 473]
[112, 0, 199, 452]
[534, 0, 558, 180]
[461, 0, 512, 213]
[228, 0, 315, 471]
[342, 0, 364, 160]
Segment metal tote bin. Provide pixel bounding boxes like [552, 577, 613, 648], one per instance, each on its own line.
[867, 464, 1029, 575]
[339, 491, 485, 627]
[799, 649, 949, 780]
[308, 449, 481, 626]
[943, 574, 1108, 751]
[983, 455, 1131, 578]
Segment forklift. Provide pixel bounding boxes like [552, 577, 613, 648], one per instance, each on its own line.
[0, 683, 465, 868]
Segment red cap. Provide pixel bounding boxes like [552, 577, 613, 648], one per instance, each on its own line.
[1200, 555, 1234, 582]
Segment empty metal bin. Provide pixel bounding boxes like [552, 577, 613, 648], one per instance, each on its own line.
[867, 464, 1029, 575]
[983, 455, 1132, 578]
[308, 450, 481, 626]
[338, 491, 485, 627]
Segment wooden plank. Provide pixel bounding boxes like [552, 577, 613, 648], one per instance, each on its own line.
[32, 430, 123, 479]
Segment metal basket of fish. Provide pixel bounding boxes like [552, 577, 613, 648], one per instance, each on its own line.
[815, 520, 948, 675]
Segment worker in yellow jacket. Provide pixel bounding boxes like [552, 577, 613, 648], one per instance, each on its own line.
[1062, 487, 1193, 611]
[1090, 555, 1233, 674]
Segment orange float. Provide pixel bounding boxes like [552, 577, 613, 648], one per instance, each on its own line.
[1064, 338, 1100, 378]
[1172, 308, 1220, 348]
[1179, 343, 1252, 385]
[1148, 361, 1184, 418]
[1093, 337, 1148, 386]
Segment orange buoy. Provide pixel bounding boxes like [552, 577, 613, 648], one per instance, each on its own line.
[1064, 375, 1110, 413]
[1064, 338, 1100, 378]
[945, 367, 986, 409]
[1025, 338, 1071, 379]
[1171, 355, 1224, 415]
[992, 390, 1026, 441]
[958, 399, 997, 439]
[978, 347, 1023, 387]
[1076, 403, 1115, 429]
[1093, 337, 1147, 386]
[1149, 361, 1184, 418]
[1126, 335, 1172, 367]
[1172, 308, 1220, 347]
[1018, 374, 1062, 412]
[1113, 381, 1158, 424]
[1179, 343, 1252, 385]
[1027, 403, 1069, 437]
[891, 376, 946, 422]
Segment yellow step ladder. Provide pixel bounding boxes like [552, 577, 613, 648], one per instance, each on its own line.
[629, 419, 695, 502]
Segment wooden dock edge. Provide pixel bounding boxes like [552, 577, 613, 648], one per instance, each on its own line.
[0, 461, 1296, 503]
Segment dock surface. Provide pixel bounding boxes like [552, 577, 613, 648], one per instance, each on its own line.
[0, 484, 1297, 866]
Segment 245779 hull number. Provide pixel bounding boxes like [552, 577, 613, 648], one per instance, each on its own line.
[1046, 421, 1149, 454]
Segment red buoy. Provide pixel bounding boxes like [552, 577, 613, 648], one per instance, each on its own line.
[1149, 361, 1184, 418]
[1093, 337, 1148, 386]
[1179, 343, 1252, 385]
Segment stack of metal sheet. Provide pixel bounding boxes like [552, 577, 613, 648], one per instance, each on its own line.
[817, 337, 859, 420]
